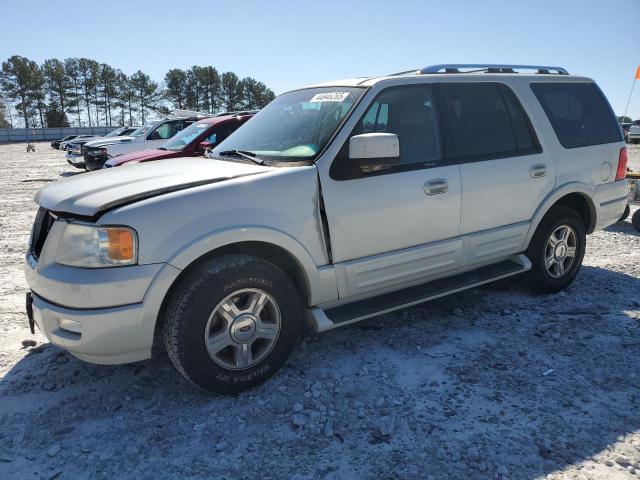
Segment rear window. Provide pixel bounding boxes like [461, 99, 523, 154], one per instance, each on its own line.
[531, 82, 621, 148]
[443, 83, 539, 160]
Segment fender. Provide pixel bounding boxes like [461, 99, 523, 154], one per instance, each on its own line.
[524, 181, 597, 247]
[166, 225, 339, 306]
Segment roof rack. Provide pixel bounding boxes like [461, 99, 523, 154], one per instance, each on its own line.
[418, 64, 569, 75]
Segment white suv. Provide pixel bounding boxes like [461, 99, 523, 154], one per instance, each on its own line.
[25, 64, 628, 393]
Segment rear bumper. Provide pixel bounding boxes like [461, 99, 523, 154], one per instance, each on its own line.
[593, 180, 629, 230]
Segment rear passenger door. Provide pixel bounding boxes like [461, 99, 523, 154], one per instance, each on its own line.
[441, 82, 554, 266]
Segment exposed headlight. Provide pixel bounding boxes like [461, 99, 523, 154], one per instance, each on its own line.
[56, 223, 138, 268]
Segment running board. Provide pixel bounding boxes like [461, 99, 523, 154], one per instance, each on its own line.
[308, 254, 531, 332]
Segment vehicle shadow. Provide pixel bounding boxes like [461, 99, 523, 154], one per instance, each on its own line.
[1, 265, 639, 478]
[59, 171, 83, 177]
[605, 219, 640, 236]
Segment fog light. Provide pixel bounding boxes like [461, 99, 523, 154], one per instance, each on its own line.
[59, 318, 82, 334]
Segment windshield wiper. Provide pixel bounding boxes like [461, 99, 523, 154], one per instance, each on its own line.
[218, 149, 266, 165]
[157, 147, 167, 150]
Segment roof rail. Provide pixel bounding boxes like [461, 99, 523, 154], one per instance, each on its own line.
[419, 64, 569, 75]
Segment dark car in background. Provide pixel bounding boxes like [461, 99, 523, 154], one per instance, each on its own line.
[66, 126, 139, 169]
[102, 113, 254, 169]
[51, 135, 78, 149]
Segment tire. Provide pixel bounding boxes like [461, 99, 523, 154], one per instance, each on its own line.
[618, 204, 631, 222]
[525, 205, 586, 294]
[632, 209, 640, 232]
[163, 254, 302, 394]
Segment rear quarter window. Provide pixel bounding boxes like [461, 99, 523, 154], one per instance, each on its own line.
[531, 82, 622, 149]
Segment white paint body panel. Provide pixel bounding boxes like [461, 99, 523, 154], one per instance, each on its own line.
[24, 72, 626, 364]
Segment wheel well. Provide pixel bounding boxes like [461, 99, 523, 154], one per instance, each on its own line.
[153, 242, 309, 344]
[552, 193, 595, 233]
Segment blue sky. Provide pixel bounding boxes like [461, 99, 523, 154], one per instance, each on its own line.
[1, 0, 639, 118]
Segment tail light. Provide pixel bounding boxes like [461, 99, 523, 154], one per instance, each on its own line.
[615, 147, 628, 181]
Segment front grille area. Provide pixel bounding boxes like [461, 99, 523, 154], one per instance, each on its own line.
[30, 208, 55, 260]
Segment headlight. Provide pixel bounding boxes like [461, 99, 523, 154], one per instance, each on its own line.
[56, 224, 138, 268]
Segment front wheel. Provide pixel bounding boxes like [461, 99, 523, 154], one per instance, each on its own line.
[526, 205, 586, 294]
[163, 254, 302, 394]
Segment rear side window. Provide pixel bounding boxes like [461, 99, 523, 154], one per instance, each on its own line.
[443, 83, 539, 160]
[531, 82, 622, 148]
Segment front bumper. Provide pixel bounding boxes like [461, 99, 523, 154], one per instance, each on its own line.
[83, 151, 109, 170]
[28, 291, 149, 364]
[25, 238, 181, 364]
[66, 152, 85, 169]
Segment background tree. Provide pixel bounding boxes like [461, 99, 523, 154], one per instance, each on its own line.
[0, 55, 40, 128]
[220, 72, 243, 112]
[0, 98, 10, 128]
[64, 58, 83, 126]
[130, 70, 160, 124]
[77, 58, 99, 126]
[618, 116, 633, 123]
[240, 77, 275, 109]
[164, 68, 189, 110]
[0, 55, 276, 128]
[45, 99, 69, 127]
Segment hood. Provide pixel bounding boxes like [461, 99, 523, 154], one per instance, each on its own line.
[106, 149, 176, 166]
[85, 136, 136, 147]
[35, 157, 272, 217]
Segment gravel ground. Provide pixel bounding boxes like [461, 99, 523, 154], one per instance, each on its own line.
[1, 142, 640, 480]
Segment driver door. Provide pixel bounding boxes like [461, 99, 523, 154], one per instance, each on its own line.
[319, 84, 463, 300]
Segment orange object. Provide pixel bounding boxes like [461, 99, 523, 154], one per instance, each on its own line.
[636, 65, 640, 80]
[107, 228, 135, 261]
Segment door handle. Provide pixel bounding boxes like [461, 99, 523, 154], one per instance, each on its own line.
[529, 163, 547, 178]
[424, 178, 448, 195]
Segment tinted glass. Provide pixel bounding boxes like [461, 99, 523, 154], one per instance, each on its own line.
[444, 83, 517, 158]
[531, 82, 621, 148]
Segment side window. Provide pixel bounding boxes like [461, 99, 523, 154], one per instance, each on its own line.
[150, 121, 183, 140]
[531, 82, 622, 148]
[444, 83, 514, 159]
[331, 84, 441, 179]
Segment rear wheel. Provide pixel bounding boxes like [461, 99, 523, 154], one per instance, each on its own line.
[163, 254, 302, 394]
[526, 205, 586, 293]
[618, 204, 631, 222]
[632, 209, 640, 232]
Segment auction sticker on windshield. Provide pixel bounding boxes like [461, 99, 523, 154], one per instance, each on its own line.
[309, 92, 351, 102]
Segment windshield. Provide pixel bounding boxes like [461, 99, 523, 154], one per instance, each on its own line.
[211, 87, 365, 162]
[104, 127, 126, 137]
[162, 121, 211, 151]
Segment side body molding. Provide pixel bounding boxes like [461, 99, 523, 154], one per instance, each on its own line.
[166, 226, 339, 307]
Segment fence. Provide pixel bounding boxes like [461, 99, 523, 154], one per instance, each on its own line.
[0, 127, 120, 143]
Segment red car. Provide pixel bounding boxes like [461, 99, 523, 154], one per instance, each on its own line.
[103, 112, 255, 168]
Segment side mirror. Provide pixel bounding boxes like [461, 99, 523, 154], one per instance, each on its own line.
[349, 133, 399, 160]
[198, 141, 213, 151]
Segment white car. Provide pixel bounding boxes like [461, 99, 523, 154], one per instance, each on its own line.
[83, 117, 202, 159]
[25, 64, 628, 394]
[65, 127, 140, 168]
[628, 124, 640, 144]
